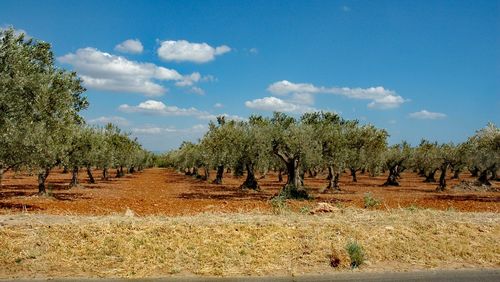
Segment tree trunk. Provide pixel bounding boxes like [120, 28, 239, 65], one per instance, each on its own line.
[116, 166, 125, 178]
[490, 167, 498, 181]
[62, 166, 69, 174]
[287, 160, 301, 188]
[383, 165, 400, 186]
[129, 166, 135, 174]
[451, 169, 460, 179]
[0, 167, 3, 186]
[469, 167, 479, 177]
[326, 166, 333, 180]
[418, 168, 425, 177]
[424, 169, 438, 183]
[278, 169, 283, 182]
[102, 167, 109, 181]
[87, 166, 95, 184]
[436, 164, 448, 191]
[477, 170, 491, 186]
[234, 161, 244, 177]
[213, 165, 224, 184]
[324, 166, 340, 191]
[350, 168, 357, 182]
[240, 163, 259, 190]
[70, 166, 79, 187]
[38, 168, 50, 195]
[277, 158, 308, 198]
[203, 166, 210, 181]
[361, 168, 366, 174]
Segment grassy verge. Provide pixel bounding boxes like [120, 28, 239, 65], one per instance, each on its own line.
[0, 208, 499, 278]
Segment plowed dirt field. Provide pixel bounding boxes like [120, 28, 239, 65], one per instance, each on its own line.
[0, 168, 498, 215]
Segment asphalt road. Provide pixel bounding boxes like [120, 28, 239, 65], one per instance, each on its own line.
[2, 269, 499, 282]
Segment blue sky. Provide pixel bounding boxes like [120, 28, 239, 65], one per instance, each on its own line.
[2, 0, 499, 151]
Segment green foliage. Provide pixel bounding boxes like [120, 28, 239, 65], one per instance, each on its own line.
[363, 193, 381, 208]
[345, 240, 365, 268]
[0, 27, 88, 174]
[466, 123, 499, 183]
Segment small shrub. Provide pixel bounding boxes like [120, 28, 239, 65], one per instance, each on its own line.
[299, 206, 311, 214]
[363, 192, 381, 208]
[345, 240, 365, 268]
[277, 184, 310, 199]
[269, 196, 290, 215]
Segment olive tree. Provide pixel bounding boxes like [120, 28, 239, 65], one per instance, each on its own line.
[0, 28, 88, 193]
[413, 140, 441, 183]
[382, 142, 412, 186]
[344, 123, 388, 182]
[201, 117, 241, 184]
[235, 115, 273, 190]
[269, 112, 321, 198]
[301, 112, 347, 191]
[466, 123, 499, 185]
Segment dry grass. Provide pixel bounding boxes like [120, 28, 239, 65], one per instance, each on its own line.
[0, 208, 499, 279]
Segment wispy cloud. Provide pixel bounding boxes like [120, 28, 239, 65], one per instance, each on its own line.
[131, 124, 207, 135]
[88, 116, 130, 126]
[267, 80, 406, 109]
[409, 110, 447, 120]
[119, 100, 244, 121]
[157, 40, 231, 63]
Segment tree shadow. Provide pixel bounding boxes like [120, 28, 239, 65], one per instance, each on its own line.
[178, 191, 271, 201]
[432, 194, 500, 203]
[51, 192, 91, 201]
[0, 190, 38, 199]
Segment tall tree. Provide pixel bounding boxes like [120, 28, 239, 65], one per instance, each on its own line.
[270, 112, 321, 198]
[0, 28, 88, 193]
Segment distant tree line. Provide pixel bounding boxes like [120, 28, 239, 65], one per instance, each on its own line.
[0, 28, 154, 193]
[164, 112, 499, 199]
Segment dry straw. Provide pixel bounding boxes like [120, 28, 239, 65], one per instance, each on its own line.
[0, 208, 498, 278]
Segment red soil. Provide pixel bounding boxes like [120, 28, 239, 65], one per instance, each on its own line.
[0, 168, 498, 215]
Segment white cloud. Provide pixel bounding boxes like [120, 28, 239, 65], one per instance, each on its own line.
[214, 103, 224, 108]
[215, 45, 231, 55]
[245, 96, 316, 113]
[249, 48, 258, 54]
[268, 80, 320, 95]
[157, 40, 231, 63]
[88, 116, 130, 126]
[119, 100, 200, 116]
[114, 39, 144, 54]
[266, 80, 406, 109]
[58, 47, 190, 96]
[119, 100, 244, 121]
[409, 110, 447, 120]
